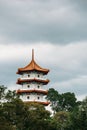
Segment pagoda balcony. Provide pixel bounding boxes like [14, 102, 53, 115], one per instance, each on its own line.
[16, 78, 50, 85]
[24, 101, 50, 106]
[16, 89, 48, 95]
[20, 76, 47, 80]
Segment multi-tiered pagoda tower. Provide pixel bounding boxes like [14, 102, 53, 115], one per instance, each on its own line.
[16, 50, 50, 106]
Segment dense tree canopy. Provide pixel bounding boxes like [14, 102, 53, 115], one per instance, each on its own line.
[46, 88, 79, 112]
[0, 85, 87, 130]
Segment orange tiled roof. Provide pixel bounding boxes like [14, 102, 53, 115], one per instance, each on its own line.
[16, 89, 48, 95]
[17, 60, 49, 74]
[17, 50, 49, 74]
[16, 78, 49, 85]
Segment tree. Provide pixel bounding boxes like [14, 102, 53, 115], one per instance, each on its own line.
[0, 85, 19, 103]
[60, 92, 77, 111]
[2, 98, 28, 130]
[46, 88, 78, 112]
[78, 97, 87, 130]
[54, 111, 71, 130]
[0, 85, 87, 130]
[0, 85, 57, 130]
[0, 101, 16, 130]
[70, 97, 87, 130]
[1, 97, 57, 130]
[0, 85, 7, 102]
[25, 103, 52, 130]
[69, 107, 81, 130]
[46, 88, 60, 112]
[5, 90, 19, 102]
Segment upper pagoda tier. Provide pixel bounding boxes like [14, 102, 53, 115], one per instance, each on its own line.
[16, 49, 49, 75]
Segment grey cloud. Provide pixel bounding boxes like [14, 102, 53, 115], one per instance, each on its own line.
[0, 0, 87, 100]
[0, 64, 17, 86]
[0, 0, 87, 44]
[51, 74, 87, 101]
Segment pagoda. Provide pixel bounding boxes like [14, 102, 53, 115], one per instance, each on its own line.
[16, 49, 50, 106]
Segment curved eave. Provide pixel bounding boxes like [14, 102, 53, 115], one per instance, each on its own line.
[24, 101, 50, 106]
[16, 60, 49, 75]
[16, 69, 49, 75]
[16, 89, 48, 95]
[16, 78, 50, 85]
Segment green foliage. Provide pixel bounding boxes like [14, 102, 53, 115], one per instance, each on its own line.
[0, 85, 18, 104]
[46, 88, 60, 112]
[54, 111, 71, 130]
[46, 88, 78, 112]
[0, 85, 87, 130]
[78, 97, 87, 130]
[46, 88, 59, 102]
[60, 92, 77, 111]
[5, 90, 19, 102]
[0, 86, 57, 130]
[0, 85, 7, 101]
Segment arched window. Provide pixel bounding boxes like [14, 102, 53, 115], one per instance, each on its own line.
[28, 74, 30, 77]
[27, 85, 30, 88]
[38, 75, 40, 77]
[38, 97, 40, 100]
[27, 96, 30, 99]
[37, 85, 40, 88]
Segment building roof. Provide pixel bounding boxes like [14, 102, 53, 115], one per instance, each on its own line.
[16, 89, 48, 95]
[17, 49, 49, 75]
[24, 101, 50, 106]
[16, 78, 49, 85]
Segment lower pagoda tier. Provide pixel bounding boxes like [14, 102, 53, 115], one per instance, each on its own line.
[17, 90, 49, 105]
[24, 101, 50, 106]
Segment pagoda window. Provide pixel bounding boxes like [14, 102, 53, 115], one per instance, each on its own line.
[28, 74, 30, 77]
[37, 85, 40, 88]
[27, 96, 30, 99]
[38, 97, 40, 100]
[38, 75, 40, 78]
[27, 85, 30, 88]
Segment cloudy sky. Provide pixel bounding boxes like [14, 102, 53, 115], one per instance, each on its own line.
[0, 0, 87, 101]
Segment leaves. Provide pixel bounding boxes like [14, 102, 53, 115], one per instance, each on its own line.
[0, 85, 87, 130]
[0, 85, 7, 101]
[46, 88, 78, 112]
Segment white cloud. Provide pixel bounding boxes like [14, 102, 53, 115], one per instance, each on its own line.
[54, 75, 87, 88]
[0, 42, 87, 100]
[51, 75, 87, 100]
[0, 41, 87, 70]
[76, 94, 87, 101]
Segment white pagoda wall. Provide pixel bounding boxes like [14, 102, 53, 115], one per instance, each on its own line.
[20, 93, 47, 102]
[18, 71, 48, 103]
[20, 72, 46, 79]
[22, 83, 43, 90]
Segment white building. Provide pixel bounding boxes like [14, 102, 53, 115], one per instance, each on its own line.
[16, 49, 50, 106]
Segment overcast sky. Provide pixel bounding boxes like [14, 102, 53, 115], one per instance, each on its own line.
[0, 0, 87, 101]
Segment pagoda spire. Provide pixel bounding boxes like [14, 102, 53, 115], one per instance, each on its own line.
[16, 49, 49, 74]
[32, 49, 34, 61]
